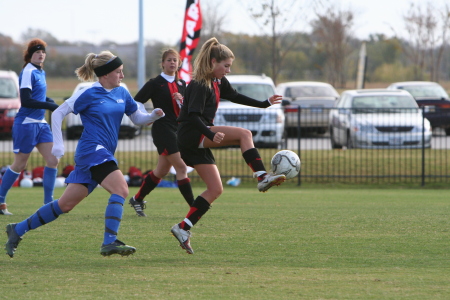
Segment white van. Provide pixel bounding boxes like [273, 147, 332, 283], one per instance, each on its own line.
[214, 75, 286, 148]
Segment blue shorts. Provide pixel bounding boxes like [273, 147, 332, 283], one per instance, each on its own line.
[65, 148, 118, 195]
[12, 123, 53, 154]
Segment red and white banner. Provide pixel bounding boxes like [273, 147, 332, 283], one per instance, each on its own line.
[179, 0, 202, 84]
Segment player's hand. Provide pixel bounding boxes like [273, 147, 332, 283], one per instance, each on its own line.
[213, 132, 225, 143]
[154, 108, 165, 117]
[173, 92, 183, 108]
[268, 95, 282, 105]
[146, 108, 165, 125]
[51, 144, 64, 159]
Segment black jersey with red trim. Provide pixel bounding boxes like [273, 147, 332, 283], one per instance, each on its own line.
[177, 76, 271, 126]
[134, 75, 186, 125]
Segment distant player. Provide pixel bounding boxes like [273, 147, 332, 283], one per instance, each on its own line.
[0, 38, 59, 215]
[129, 49, 194, 217]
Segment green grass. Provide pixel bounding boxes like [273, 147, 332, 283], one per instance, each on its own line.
[1, 186, 449, 299]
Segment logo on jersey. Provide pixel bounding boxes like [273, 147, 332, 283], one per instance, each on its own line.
[116, 99, 124, 103]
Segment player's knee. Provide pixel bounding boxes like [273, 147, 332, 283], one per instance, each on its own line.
[210, 185, 223, 198]
[240, 128, 253, 141]
[112, 185, 129, 199]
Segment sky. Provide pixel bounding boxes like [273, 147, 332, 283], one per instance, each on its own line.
[0, 0, 438, 46]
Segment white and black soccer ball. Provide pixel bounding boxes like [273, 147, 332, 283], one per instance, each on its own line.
[271, 150, 301, 179]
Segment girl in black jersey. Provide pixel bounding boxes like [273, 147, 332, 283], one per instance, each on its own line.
[129, 49, 194, 217]
[170, 37, 286, 254]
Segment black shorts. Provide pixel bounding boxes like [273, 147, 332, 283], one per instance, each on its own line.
[177, 122, 215, 167]
[90, 160, 119, 184]
[152, 121, 179, 155]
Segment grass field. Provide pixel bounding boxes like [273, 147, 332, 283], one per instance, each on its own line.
[1, 186, 449, 299]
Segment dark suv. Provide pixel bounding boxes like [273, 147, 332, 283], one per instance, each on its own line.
[387, 81, 450, 135]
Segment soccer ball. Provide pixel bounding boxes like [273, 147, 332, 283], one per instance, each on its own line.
[271, 150, 301, 179]
[54, 177, 66, 188]
[20, 178, 33, 188]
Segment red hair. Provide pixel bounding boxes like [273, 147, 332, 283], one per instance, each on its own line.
[23, 38, 47, 68]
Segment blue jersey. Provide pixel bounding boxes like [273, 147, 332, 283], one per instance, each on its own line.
[17, 63, 48, 123]
[66, 82, 138, 159]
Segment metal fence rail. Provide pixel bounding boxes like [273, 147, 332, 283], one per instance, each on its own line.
[0, 107, 449, 187]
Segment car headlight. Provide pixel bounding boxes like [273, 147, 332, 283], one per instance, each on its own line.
[6, 109, 18, 117]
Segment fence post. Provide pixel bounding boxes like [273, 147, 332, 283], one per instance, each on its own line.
[421, 107, 425, 186]
[297, 106, 301, 186]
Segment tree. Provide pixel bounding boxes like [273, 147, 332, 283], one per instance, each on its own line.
[310, 7, 354, 88]
[199, 0, 227, 44]
[20, 28, 61, 45]
[401, 2, 450, 82]
[244, 0, 312, 84]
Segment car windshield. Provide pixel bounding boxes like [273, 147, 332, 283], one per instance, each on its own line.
[0, 78, 18, 98]
[222, 83, 274, 102]
[351, 95, 418, 113]
[398, 85, 449, 98]
[286, 86, 336, 98]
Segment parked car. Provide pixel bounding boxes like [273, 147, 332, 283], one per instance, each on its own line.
[65, 82, 141, 139]
[329, 89, 432, 149]
[387, 81, 450, 135]
[213, 75, 286, 148]
[277, 81, 339, 135]
[0, 70, 20, 137]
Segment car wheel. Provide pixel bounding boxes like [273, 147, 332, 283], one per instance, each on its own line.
[126, 130, 135, 139]
[346, 131, 354, 149]
[134, 126, 143, 136]
[317, 127, 327, 134]
[66, 128, 77, 140]
[330, 128, 342, 149]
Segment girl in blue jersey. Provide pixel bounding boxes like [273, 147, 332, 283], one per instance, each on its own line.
[170, 38, 285, 254]
[5, 50, 164, 258]
[0, 38, 59, 216]
[129, 49, 194, 217]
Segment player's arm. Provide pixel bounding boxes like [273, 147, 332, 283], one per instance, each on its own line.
[187, 112, 216, 141]
[129, 103, 165, 125]
[51, 101, 73, 159]
[20, 88, 59, 111]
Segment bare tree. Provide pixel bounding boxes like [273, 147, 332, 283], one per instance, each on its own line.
[310, 7, 354, 88]
[401, 2, 450, 81]
[200, 0, 228, 44]
[244, 0, 316, 84]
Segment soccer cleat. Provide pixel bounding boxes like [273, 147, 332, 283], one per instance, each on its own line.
[171, 224, 194, 254]
[256, 172, 286, 193]
[0, 203, 13, 215]
[129, 196, 147, 217]
[100, 239, 136, 257]
[5, 223, 22, 258]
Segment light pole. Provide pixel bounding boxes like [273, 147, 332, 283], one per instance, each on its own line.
[137, 0, 145, 89]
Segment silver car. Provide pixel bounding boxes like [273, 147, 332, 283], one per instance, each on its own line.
[329, 89, 432, 149]
[213, 75, 285, 148]
[277, 81, 339, 134]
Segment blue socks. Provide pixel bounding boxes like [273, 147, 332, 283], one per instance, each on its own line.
[0, 168, 20, 203]
[43, 167, 57, 204]
[12, 194, 126, 246]
[103, 194, 125, 246]
[15, 200, 63, 236]
[0, 166, 56, 205]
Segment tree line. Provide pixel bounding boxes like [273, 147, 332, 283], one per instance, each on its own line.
[0, 1, 449, 88]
